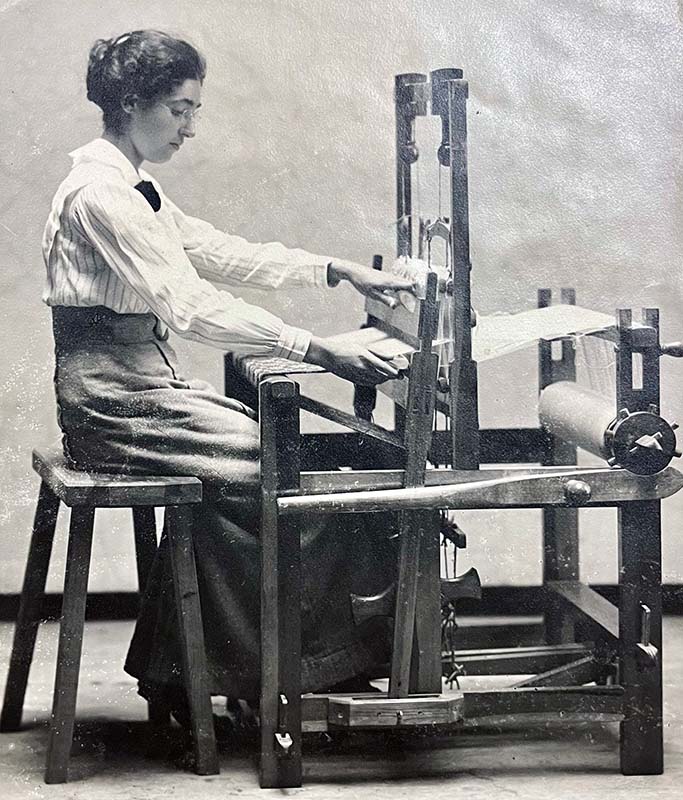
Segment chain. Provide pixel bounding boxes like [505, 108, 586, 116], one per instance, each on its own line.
[441, 601, 463, 689]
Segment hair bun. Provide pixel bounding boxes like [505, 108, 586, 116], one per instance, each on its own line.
[86, 39, 113, 104]
[89, 37, 112, 63]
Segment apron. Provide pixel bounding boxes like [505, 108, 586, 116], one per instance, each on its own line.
[51, 305, 394, 700]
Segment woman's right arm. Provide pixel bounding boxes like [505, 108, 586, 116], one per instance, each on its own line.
[68, 181, 398, 384]
[69, 180, 313, 360]
[303, 337, 400, 384]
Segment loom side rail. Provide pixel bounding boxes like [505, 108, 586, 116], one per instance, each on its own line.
[277, 466, 683, 514]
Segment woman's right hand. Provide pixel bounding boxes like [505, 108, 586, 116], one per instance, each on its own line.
[303, 336, 402, 386]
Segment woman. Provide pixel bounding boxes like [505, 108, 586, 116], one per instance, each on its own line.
[42, 30, 412, 717]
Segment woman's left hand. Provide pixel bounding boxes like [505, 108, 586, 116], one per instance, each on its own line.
[328, 260, 416, 308]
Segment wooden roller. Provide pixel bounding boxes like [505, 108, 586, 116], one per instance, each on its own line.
[539, 381, 679, 475]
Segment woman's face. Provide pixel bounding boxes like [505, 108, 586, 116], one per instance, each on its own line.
[127, 78, 202, 164]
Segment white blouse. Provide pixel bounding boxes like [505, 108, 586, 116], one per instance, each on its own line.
[41, 137, 336, 360]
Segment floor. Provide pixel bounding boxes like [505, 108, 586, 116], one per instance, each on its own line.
[1, 618, 681, 799]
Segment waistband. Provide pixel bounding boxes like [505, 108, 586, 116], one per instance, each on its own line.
[51, 305, 169, 346]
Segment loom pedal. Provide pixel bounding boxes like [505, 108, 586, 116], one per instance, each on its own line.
[327, 693, 464, 728]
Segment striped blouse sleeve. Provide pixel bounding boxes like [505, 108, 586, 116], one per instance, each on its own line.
[68, 180, 313, 360]
[162, 192, 332, 290]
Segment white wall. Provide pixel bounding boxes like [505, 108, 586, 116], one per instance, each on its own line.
[1, 0, 681, 592]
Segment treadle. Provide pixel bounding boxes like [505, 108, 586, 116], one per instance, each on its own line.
[327, 693, 464, 728]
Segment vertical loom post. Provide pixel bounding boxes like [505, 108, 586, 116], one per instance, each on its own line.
[446, 77, 479, 469]
[538, 288, 579, 644]
[259, 377, 302, 789]
[389, 272, 441, 697]
[393, 75, 427, 467]
[616, 308, 663, 774]
[395, 73, 428, 258]
[409, 270, 443, 694]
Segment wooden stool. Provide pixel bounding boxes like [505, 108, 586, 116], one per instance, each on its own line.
[0, 448, 219, 783]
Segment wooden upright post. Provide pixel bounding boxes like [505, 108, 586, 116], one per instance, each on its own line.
[389, 273, 441, 697]
[539, 288, 579, 644]
[395, 74, 428, 259]
[618, 500, 663, 774]
[445, 77, 479, 470]
[259, 377, 302, 788]
[616, 308, 663, 774]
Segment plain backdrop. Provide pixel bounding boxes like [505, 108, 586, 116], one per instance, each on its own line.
[1, 0, 681, 592]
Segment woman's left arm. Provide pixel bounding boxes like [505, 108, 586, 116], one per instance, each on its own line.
[164, 193, 330, 290]
[163, 193, 415, 303]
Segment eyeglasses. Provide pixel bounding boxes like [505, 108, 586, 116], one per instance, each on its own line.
[159, 102, 202, 125]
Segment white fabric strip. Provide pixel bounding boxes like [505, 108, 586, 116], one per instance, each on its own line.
[275, 303, 621, 364]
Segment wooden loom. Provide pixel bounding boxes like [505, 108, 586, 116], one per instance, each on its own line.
[223, 69, 683, 788]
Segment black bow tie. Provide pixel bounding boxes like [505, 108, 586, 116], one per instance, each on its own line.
[134, 180, 161, 212]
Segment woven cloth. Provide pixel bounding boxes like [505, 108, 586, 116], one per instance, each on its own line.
[234, 303, 620, 384]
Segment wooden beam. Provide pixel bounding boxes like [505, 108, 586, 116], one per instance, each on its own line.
[463, 686, 623, 721]
[299, 465, 592, 494]
[281, 466, 683, 514]
[513, 655, 608, 688]
[448, 643, 592, 676]
[547, 581, 618, 640]
[298, 396, 404, 450]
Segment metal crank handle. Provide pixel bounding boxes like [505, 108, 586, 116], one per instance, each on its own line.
[660, 341, 683, 358]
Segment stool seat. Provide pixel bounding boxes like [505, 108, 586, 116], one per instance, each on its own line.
[1, 446, 218, 783]
[33, 448, 202, 507]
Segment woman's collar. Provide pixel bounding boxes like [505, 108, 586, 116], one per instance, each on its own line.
[68, 137, 142, 185]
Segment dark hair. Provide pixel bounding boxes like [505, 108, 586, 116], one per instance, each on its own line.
[86, 30, 206, 134]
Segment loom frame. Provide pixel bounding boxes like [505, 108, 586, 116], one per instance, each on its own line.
[221, 68, 677, 788]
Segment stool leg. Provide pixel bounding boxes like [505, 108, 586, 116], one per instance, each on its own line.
[131, 507, 169, 726]
[45, 505, 95, 784]
[131, 506, 158, 598]
[166, 505, 219, 776]
[1, 483, 60, 732]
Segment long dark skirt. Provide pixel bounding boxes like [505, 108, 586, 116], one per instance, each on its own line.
[51, 305, 394, 702]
